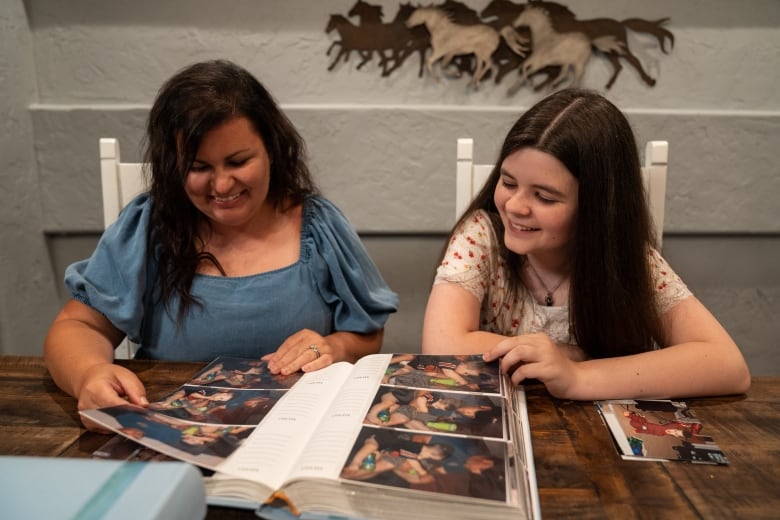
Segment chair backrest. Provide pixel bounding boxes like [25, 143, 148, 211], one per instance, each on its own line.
[100, 138, 146, 228]
[640, 141, 668, 249]
[99, 138, 146, 359]
[455, 138, 669, 249]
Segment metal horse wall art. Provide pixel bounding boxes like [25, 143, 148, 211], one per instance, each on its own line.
[325, 0, 675, 93]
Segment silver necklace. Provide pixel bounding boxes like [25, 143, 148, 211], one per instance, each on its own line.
[526, 262, 566, 306]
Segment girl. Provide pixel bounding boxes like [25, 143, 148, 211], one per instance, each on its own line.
[423, 88, 750, 400]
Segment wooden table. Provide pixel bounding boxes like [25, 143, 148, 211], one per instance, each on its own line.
[1, 355, 778, 518]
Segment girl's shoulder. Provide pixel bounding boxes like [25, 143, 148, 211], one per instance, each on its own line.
[648, 248, 693, 312]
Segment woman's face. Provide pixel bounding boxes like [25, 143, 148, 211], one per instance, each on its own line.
[184, 116, 273, 231]
[494, 147, 578, 264]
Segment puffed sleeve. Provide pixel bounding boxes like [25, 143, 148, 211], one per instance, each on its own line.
[433, 210, 495, 301]
[649, 248, 693, 314]
[305, 197, 398, 333]
[64, 193, 153, 342]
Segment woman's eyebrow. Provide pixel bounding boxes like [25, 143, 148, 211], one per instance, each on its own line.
[194, 148, 252, 163]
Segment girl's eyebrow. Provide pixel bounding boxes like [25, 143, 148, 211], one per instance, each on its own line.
[531, 183, 567, 199]
[500, 170, 568, 198]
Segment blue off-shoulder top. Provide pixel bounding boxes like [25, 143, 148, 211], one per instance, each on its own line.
[65, 194, 398, 361]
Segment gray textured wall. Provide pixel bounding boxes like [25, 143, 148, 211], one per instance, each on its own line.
[1, 1, 61, 357]
[5, 0, 780, 373]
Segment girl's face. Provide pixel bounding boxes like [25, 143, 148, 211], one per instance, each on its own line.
[185, 116, 273, 232]
[494, 147, 578, 265]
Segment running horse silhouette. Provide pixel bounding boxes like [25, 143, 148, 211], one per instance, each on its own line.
[507, 2, 593, 94]
[348, 0, 384, 25]
[437, 0, 509, 81]
[484, 0, 674, 90]
[346, 0, 430, 77]
[325, 14, 376, 71]
[326, 13, 412, 76]
[406, 6, 528, 88]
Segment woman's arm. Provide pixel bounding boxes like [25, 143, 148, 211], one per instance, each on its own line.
[488, 296, 751, 399]
[325, 329, 383, 363]
[44, 299, 148, 422]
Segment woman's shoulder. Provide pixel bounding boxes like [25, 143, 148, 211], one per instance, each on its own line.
[298, 194, 399, 328]
[64, 192, 154, 339]
[101, 192, 152, 246]
[302, 194, 347, 222]
[300, 195, 358, 240]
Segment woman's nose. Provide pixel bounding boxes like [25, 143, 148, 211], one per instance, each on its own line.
[210, 168, 235, 193]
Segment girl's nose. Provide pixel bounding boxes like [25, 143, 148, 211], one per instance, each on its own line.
[505, 191, 531, 216]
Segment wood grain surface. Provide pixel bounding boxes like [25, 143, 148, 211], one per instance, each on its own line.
[2, 356, 777, 519]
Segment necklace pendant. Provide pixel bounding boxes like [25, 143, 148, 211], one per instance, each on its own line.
[545, 294, 553, 306]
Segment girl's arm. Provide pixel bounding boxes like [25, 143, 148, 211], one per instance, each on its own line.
[423, 282, 588, 363]
[422, 283, 509, 354]
[573, 296, 750, 398]
[488, 296, 751, 399]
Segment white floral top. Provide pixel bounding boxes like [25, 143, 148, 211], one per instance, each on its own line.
[433, 210, 692, 345]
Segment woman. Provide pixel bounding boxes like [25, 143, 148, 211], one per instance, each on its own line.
[44, 60, 398, 427]
[423, 88, 750, 399]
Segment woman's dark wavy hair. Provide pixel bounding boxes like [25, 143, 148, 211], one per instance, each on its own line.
[143, 59, 318, 323]
[450, 88, 664, 358]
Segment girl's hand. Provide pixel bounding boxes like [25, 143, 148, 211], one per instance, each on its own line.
[485, 332, 581, 398]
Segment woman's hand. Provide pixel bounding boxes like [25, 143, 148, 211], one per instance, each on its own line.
[263, 329, 335, 375]
[264, 328, 383, 375]
[485, 332, 581, 398]
[76, 363, 148, 432]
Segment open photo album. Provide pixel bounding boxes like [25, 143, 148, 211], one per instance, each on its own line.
[84, 354, 540, 520]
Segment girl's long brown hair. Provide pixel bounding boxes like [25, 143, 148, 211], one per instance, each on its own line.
[448, 88, 664, 358]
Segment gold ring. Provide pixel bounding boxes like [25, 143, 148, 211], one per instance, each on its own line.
[308, 344, 321, 359]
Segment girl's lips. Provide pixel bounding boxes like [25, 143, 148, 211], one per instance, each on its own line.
[509, 221, 539, 232]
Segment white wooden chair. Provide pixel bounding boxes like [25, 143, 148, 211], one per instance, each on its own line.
[99, 138, 146, 359]
[456, 138, 669, 248]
